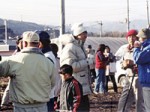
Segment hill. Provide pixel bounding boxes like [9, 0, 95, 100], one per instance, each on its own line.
[0, 18, 148, 36]
[0, 19, 45, 35]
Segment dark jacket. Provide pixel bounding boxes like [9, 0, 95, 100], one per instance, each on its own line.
[59, 77, 83, 112]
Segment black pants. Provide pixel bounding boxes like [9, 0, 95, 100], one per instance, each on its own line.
[79, 95, 90, 112]
[105, 75, 118, 92]
[90, 69, 96, 83]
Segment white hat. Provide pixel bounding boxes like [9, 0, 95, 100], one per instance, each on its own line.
[22, 31, 39, 42]
[71, 23, 87, 36]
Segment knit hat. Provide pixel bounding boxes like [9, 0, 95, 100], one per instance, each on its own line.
[126, 29, 138, 39]
[136, 28, 150, 39]
[22, 31, 39, 42]
[71, 23, 87, 36]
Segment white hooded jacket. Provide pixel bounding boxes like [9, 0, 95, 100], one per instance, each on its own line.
[59, 34, 92, 95]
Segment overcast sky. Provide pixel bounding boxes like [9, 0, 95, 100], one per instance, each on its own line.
[0, 0, 148, 25]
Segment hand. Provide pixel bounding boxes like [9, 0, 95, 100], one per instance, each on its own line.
[122, 59, 134, 69]
[134, 41, 141, 48]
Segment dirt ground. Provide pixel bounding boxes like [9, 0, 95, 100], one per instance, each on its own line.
[0, 78, 136, 112]
[89, 87, 135, 112]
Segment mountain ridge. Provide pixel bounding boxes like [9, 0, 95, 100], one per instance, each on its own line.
[0, 18, 148, 35]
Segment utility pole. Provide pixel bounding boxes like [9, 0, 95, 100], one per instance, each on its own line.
[98, 21, 103, 37]
[4, 19, 7, 44]
[60, 0, 65, 35]
[127, 0, 130, 32]
[147, 0, 150, 27]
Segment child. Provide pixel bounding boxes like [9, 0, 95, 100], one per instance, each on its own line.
[56, 64, 83, 112]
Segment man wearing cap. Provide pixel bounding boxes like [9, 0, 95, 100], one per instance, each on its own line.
[116, 29, 145, 112]
[0, 31, 56, 112]
[133, 28, 150, 112]
[59, 23, 92, 111]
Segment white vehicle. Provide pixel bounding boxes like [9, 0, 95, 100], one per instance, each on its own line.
[115, 60, 126, 87]
[109, 59, 126, 87]
[114, 44, 128, 87]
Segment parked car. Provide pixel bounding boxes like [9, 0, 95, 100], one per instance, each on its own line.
[114, 59, 127, 87]
[109, 59, 126, 87]
[114, 44, 129, 87]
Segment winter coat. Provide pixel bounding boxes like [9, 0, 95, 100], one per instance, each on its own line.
[59, 34, 92, 95]
[0, 47, 56, 104]
[115, 44, 135, 77]
[133, 39, 150, 87]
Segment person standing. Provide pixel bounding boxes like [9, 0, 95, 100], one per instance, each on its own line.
[104, 45, 118, 93]
[55, 64, 83, 112]
[86, 45, 96, 83]
[94, 44, 107, 94]
[59, 23, 92, 111]
[0, 31, 56, 112]
[50, 43, 62, 111]
[116, 29, 145, 112]
[133, 28, 150, 112]
[37, 31, 61, 112]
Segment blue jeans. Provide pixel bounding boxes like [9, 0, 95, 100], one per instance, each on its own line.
[94, 69, 105, 93]
[143, 87, 150, 112]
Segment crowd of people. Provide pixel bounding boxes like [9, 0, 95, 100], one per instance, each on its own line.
[0, 22, 150, 112]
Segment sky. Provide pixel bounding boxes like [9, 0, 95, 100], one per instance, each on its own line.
[0, 0, 148, 26]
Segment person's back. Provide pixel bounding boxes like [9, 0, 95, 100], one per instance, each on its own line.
[7, 49, 55, 103]
[37, 31, 60, 111]
[0, 31, 56, 112]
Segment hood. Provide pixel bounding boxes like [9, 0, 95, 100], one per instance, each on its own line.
[59, 34, 75, 46]
[59, 34, 84, 47]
